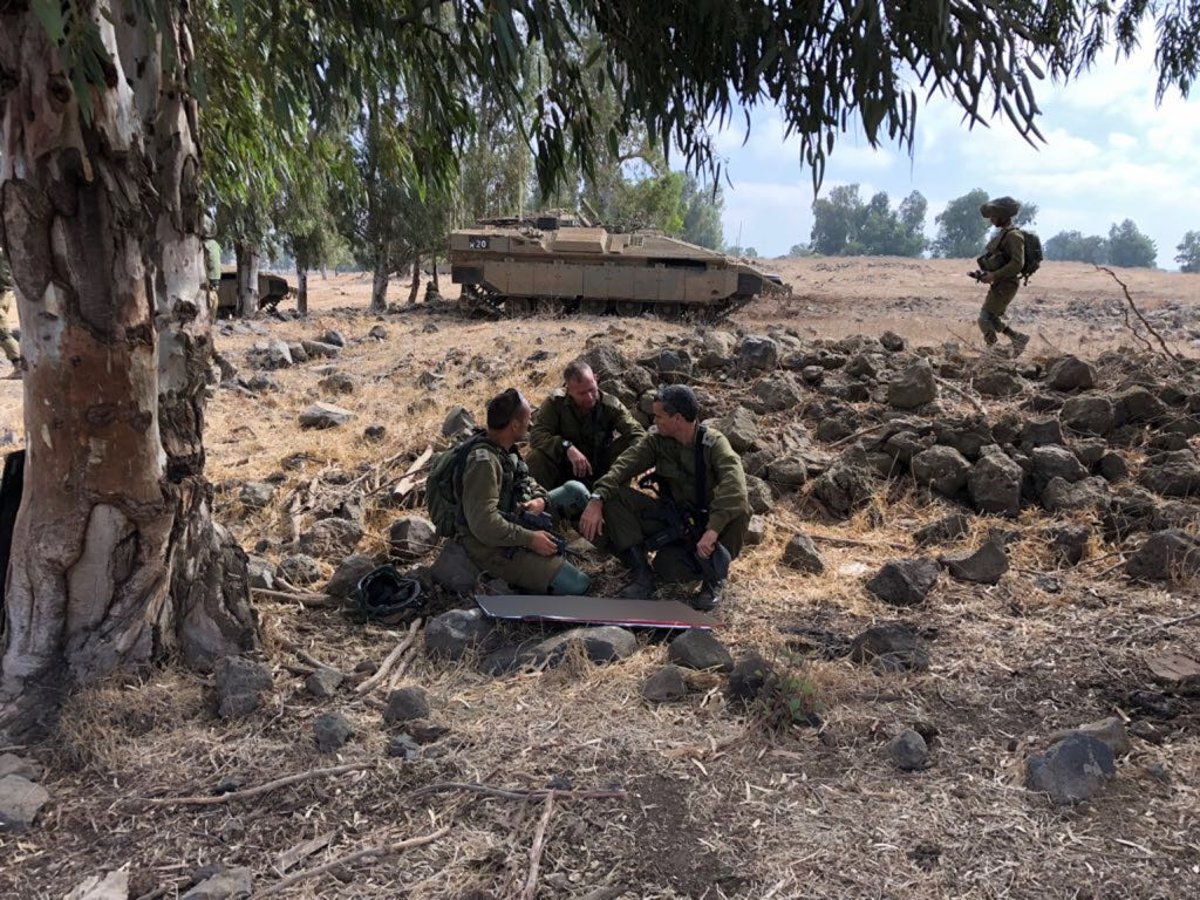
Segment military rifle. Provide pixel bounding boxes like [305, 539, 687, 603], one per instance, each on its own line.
[636, 474, 731, 587]
[501, 508, 585, 561]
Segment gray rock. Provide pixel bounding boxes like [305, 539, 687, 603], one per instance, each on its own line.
[299, 402, 353, 429]
[277, 553, 323, 587]
[727, 652, 774, 702]
[667, 630, 734, 672]
[259, 339, 294, 370]
[532, 626, 638, 665]
[696, 331, 736, 370]
[299, 518, 364, 558]
[386, 734, 422, 760]
[782, 532, 825, 574]
[934, 416, 994, 461]
[1048, 525, 1091, 566]
[745, 515, 767, 546]
[769, 456, 809, 488]
[911, 445, 971, 496]
[324, 554, 378, 600]
[866, 559, 940, 607]
[1060, 395, 1114, 436]
[287, 341, 309, 363]
[883, 429, 932, 465]
[974, 369, 1024, 398]
[880, 330, 905, 352]
[1020, 416, 1066, 450]
[744, 474, 775, 515]
[321, 329, 347, 347]
[1125, 529, 1200, 581]
[389, 516, 438, 560]
[1112, 386, 1166, 426]
[441, 406, 477, 439]
[747, 374, 804, 413]
[364, 424, 387, 441]
[368, 324, 389, 340]
[940, 540, 1008, 585]
[1047, 356, 1096, 392]
[239, 481, 275, 510]
[313, 712, 352, 753]
[968, 447, 1023, 516]
[800, 365, 825, 385]
[305, 668, 344, 699]
[888, 729, 930, 771]
[383, 687, 430, 723]
[182, 866, 253, 900]
[1049, 718, 1132, 758]
[246, 556, 275, 591]
[430, 541, 480, 594]
[1032, 445, 1089, 495]
[849, 622, 929, 673]
[1025, 733, 1116, 805]
[844, 352, 883, 380]
[642, 665, 689, 703]
[0, 754, 42, 782]
[579, 344, 629, 381]
[426, 608, 495, 661]
[812, 447, 876, 517]
[888, 359, 937, 409]
[914, 513, 972, 547]
[242, 373, 278, 393]
[0, 775, 49, 833]
[1098, 452, 1129, 482]
[1041, 476, 1110, 513]
[318, 372, 357, 395]
[214, 656, 273, 720]
[714, 406, 761, 454]
[301, 339, 341, 360]
[1072, 437, 1109, 468]
[1139, 450, 1200, 497]
[737, 335, 780, 372]
[644, 348, 692, 381]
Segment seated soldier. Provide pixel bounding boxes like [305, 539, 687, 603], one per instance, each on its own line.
[579, 384, 751, 610]
[526, 360, 645, 491]
[457, 388, 591, 594]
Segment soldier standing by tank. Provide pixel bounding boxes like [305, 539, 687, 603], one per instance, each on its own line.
[0, 247, 24, 379]
[456, 388, 592, 594]
[201, 216, 238, 382]
[527, 361, 645, 492]
[579, 385, 751, 610]
[975, 196, 1030, 357]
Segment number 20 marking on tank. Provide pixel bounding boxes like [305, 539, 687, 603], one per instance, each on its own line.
[468, 237, 490, 250]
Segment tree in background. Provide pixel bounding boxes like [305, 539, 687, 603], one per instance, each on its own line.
[1176, 231, 1200, 273]
[1045, 230, 1110, 264]
[1107, 219, 1158, 268]
[931, 189, 990, 258]
[810, 185, 926, 256]
[680, 177, 724, 249]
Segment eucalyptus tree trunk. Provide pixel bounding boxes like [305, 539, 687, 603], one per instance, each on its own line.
[235, 242, 260, 318]
[0, 4, 257, 740]
[296, 261, 309, 316]
[431, 253, 440, 291]
[370, 245, 390, 312]
[408, 257, 421, 304]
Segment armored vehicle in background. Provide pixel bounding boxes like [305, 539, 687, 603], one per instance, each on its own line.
[215, 270, 292, 317]
[448, 213, 788, 320]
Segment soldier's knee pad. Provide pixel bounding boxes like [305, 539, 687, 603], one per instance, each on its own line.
[550, 563, 590, 595]
[549, 480, 590, 518]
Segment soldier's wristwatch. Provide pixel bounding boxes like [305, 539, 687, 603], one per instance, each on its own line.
[562, 440, 572, 451]
[588, 492, 602, 503]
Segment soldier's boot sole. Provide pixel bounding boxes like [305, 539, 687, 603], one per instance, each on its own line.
[617, 576, 656, 600]
[1009, 333, 1030, 357]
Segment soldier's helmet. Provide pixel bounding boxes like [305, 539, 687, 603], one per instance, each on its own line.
[980, 196, 1021, 219]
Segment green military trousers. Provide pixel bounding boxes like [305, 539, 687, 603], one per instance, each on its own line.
[602, 486, 749, 585]
[526, 447, 568, 492]
[978, 279, 1020, 343]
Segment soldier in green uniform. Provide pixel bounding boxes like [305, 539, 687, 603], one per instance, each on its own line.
[0, 248, 23, 379]
[976, 196, 1030, 357]
[457, 388, 592, 594]
[527, 360, 645, 491]
[579, 385, 751, 610]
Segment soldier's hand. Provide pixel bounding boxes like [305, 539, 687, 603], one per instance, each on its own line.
[566, 445, 593, 477]
[523, 497, 546, 514]
[696, 529, 719, 559]
[979, 272, 996, 284]
[579, 499, 604, 542]
[529, 530, 558, 557]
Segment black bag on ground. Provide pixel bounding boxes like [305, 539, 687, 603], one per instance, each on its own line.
[353, 565, 425, 624]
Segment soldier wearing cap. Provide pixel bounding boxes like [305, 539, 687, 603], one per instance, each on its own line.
[975, 196, 1030, 357]
[579, 384, 750, 610]
[527, 360, 645, 492]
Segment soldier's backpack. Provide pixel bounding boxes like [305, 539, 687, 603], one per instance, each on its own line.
[425, 430, 487, 537]
[1020, 230, 1043, 284]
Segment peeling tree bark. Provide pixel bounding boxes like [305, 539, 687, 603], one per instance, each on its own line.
[0, 4, 257, 740]
[296, 262, 309, 316]
[370, 245, 390, 312]
[235, 241, 260, 318]
[408, 257, 420, 304]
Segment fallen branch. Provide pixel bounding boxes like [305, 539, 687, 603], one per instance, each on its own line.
[283, 642, 346, 674]
[251, 588, 338, 608]
[810, 533, 906, 551]
[146, 762, 375, 807]
[828, 423, 890, 450]
[520, 793, 556, 900]
[936, 376, 987, 416]
[355, 618, 423, 695]
[254, 825, 450, 898]
[1096, 266, 1183, 364]
[409, 782, 627, 802]
[1127, 610, 1200, 639]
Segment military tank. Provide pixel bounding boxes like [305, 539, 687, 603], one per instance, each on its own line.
[448, 213, 788, 320]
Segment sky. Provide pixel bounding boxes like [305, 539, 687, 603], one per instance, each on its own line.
[713, 28, 1200, 268]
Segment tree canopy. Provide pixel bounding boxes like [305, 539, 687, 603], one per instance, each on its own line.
[1107, 219, 1158, 268]
[1176, 231, 1200, 273]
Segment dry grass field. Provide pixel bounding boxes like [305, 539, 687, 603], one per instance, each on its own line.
[1, 258, 1198, 899]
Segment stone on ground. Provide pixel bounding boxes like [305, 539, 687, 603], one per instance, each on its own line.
[1048, 525, 1091, 566]
[430, 542, 480, 594]
[1047, 356, 1096, 392]
[324, 554, 378, 600]
[532, 626, 638, 665]
[238, 481, 275, 509]
[314, 712, 353, 753]
[866, 559, 940, 607]
[940, 540, 1009, 585]
[745, 515, 768, 546]
[1060, 395, 1114, 436]
[182, 866, 253, 900]
[1025, 733, 1116, 805]
[299, 518, 364, 558]
[277, 553, 323, 586]
[0, 774, 50, 833]
[1125, 529, 1200, 581]
[911, 446, 971, 496]
[914, 513, 972, 547]
[214, 656, 273, 720]
[383, 687, 430, 724]
[888, 359, 937, 409]
[727, 652, 775, 703]
[782, 532, 825, 574]
[849, 623, 929, 673]
[390, 516, 439, 560]
[968, 447, 1023, 516]
[305, 667, 344, 698]
[426, 608, 496, 661]
[298, 401, 353, 429]
[736, 335, 780, 372]
[887, 729, 930, 771]
[643, 665, 689, 703]
[0, 754, 42, 782]
[668, 630, 734, 672]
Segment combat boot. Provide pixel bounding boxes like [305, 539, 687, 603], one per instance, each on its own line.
[617, 546, 656, 599]
[1009, 331, 1030, 358]
[691, 578, 724, 612]
[4, 358, 23, 380]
